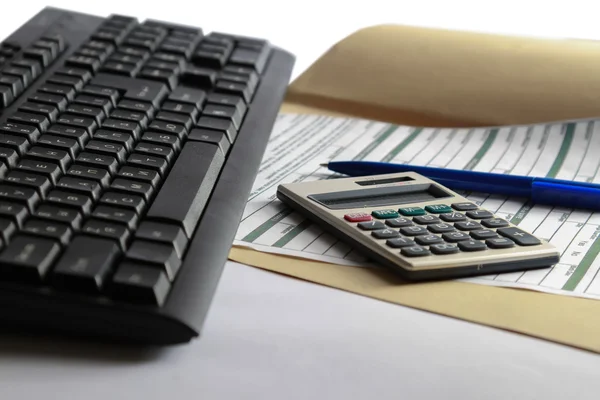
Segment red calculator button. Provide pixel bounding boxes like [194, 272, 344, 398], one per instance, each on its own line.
[344, 213, 372, 222]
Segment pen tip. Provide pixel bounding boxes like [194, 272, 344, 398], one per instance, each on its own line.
[319, 163, 328, 167]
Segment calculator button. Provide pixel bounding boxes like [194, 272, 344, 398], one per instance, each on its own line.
[442, 231, 471, 242]
[455, 221, 482, 231]
[457, 239, 487, 252]
[439, 212, 466, 222]
[415, 234, 443, 245]
[358, 220, 385, 230]
[344, 212, 372, 222]
[486, 237, 515, 249]
[371, 228, 400, 239]
[386, 237, 415, 248]
[371, 209, 399, 219]
[451, 202, 478, 211]
[400, 225, 429, 236]
[398, 207, 425, 216]
[428, 223, 455, 233]
[466, 210, 494, 219]
[413, 215, 440, 225]
[497, 227, 541, 246]
[430, 243, 460, 255]
[385, 217, 413, 228]
[481, 218, 509, 228]
[401, 245, 431, 257]
[424, 204, 452, 214]
[470, 229, 498, 240]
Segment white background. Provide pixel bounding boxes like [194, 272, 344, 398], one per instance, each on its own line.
[1, 1, 600, 399]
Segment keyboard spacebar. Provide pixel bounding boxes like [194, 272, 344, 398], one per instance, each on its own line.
[146, 142, 225, 237]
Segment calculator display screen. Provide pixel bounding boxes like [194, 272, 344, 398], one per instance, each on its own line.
[308, 183, 451, 209]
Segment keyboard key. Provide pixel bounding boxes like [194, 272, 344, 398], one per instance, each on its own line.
[215, 80, 252, 102]
[47, 74, 85, 90]
[127, 153, 168, 175]
[415, 234, 443, 245]
[0, 184, 39, 212]
[110, 178, 154, 201]
[52, 236, 121, 292]
[56, 114, 98, 134]
[0, 74, 24, 96]
[0, 84, 13, 108]
[126, 240, 182, 280]
[0, 134, 29, 155]
[46, 190, 93, 215]
[0, 217, 16, 243]
[454, 220, 482, 231]
[82, 85, 120, 105]
[134, 142, 174, 163]
[65, 104, 105, 124]
[99, 192, 146, 214]
[117, 99, 154, 118]
[91, 74, 168, 108]
[25, 146, 71, 172]
[34, 204, 82, 229]
[155, 111, 193, 131]
[400, 225, 429, 236]
[56, 176, 102, 200]
[76, 152, 119, 174]
[0, 121, 41, 142]
[0, 201, 28, 228]
[148, 120, 187, 139]
[135, 221, 188, 257]
[72, 95, 113, 115]
[5, 171, 51, 197]
[19, 102, 59, 123]
[384, 217, 413, 228]
[116, 166, 160, 187]
[497, 227, 541, 246]
[427, 223, 456, 233]
[8, 112, 50, 132]
[82, 219, 131, 250]
[187, 129, 229, 153]
[146, 141, 224, 236]
[439, 212, 466, 222]
[168, 87, 206, 108]
[111, 262, 171, 306]
[67, 164, 111, 188]
[93, 129, 135, 151]
[86, 140, 127, 163]
[413, 215, 440, 225]
[93, 205, 139, 230]
[229, 47, 270, 73]
[141, 132, 181, 152]
[22, 218, 72, 245]
[37, 135, 80, 158]
[196, 116, 237, 142]
[0, 234, 61, 282]
[442, 231, 471, 242]
[457, 239, 487, 252]
[3, 65, 32, 87]
[207, 93, 246, 113]
[357, 220, 385, 230]
[161, 101, 199, 121]
[371, 228, 400, 239]
[29, 92, 68, 111]
[139, 68, 178, 89]
[110, 109, 149, 129]
[385, 237, 415, 248]
[102, 118, 141, 139]
[39, 83, 75, 100]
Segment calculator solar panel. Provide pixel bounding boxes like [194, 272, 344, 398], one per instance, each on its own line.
[0, 7, 294, 344]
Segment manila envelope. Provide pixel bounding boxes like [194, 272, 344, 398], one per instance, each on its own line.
[230, 24, 600, 353]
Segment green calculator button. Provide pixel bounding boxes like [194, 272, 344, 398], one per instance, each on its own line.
[398, 207, 425, 216]
[425, 204, 452, 214]
[372, 209, 399, 219]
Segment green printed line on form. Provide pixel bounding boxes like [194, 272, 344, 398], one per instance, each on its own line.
[381, 128, 423, 162]
[562, 233, 600, 291]
[546, 123, 574, 178]
[272, 219, 312, 247]
[465, 129, 498, 170]
[352, 125, 398, 161]
[241, 209, 293, 243]
[509, 202, 532, 225]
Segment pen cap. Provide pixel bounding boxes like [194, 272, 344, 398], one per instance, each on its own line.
[532, 180, 600, 210]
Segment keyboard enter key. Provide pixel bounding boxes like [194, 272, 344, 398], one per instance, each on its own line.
[145, 141, 224, 237]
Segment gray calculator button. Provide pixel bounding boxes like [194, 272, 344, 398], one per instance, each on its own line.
[385, 217, 412, 228]
[497, 227, 541, 246]
[430, 243, 460, 255]
[428, 223, 455, 233]
[457, 239, 487, 252]
[466, 210, 494, 219]
[371, 228, 400, 239]
[358, 220, 385, 230]
[413, 215, 440, 225]
[415, 234, 443, 245]
[486, 237, 515, 249]
[481, 218, 509, 228]
[439, 212, 466, 222]
[400, 225, 428, 236]
[401, 245, 431, 257]
[386, 237, 415, 248]
[442, 231, 471, 242]
[455, 221, 482, 231]
[470, 229, 498, 240]
[451, 202, 478, 211]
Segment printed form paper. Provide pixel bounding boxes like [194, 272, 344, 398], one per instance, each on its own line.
[233, 113, 600, 301]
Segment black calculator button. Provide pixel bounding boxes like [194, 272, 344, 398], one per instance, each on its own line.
[466, 210, 494, 219]
[385, 217, 412, 228]
[385, 237, 415, 248]
[413, 215, 440, 225]
[451, 202, 478, 211]
[497, 227, 541, 246]
[481, 218, 509, 228]
[415, 234, 443, 245]
[400, 225, 428, 236]
[439, 212, 466, 222]
[455, 221, 482, 231]
[428, 223, 455, 233]
[401, 246, 430, 257]
[357, 220, 385, 230]
[442, 231, 471, 242]
[430, 243, 460, 255]
[486, 237, 515, 249]
[371, 228, 400, 239]
[470, 229, 498, 240]
[457, 240, 487, 252]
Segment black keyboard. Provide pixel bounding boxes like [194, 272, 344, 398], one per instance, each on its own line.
[0, 7, 294, 344]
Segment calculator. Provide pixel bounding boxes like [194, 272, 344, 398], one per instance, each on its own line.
[276, 172, 560, 281]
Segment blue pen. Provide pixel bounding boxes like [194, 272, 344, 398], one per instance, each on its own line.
[320, 161, 600, 212]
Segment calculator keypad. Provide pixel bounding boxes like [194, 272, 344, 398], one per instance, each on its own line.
[345, 202, 541, 259]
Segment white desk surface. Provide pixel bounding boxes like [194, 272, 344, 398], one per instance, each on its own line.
[2, 1, 600, 398]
